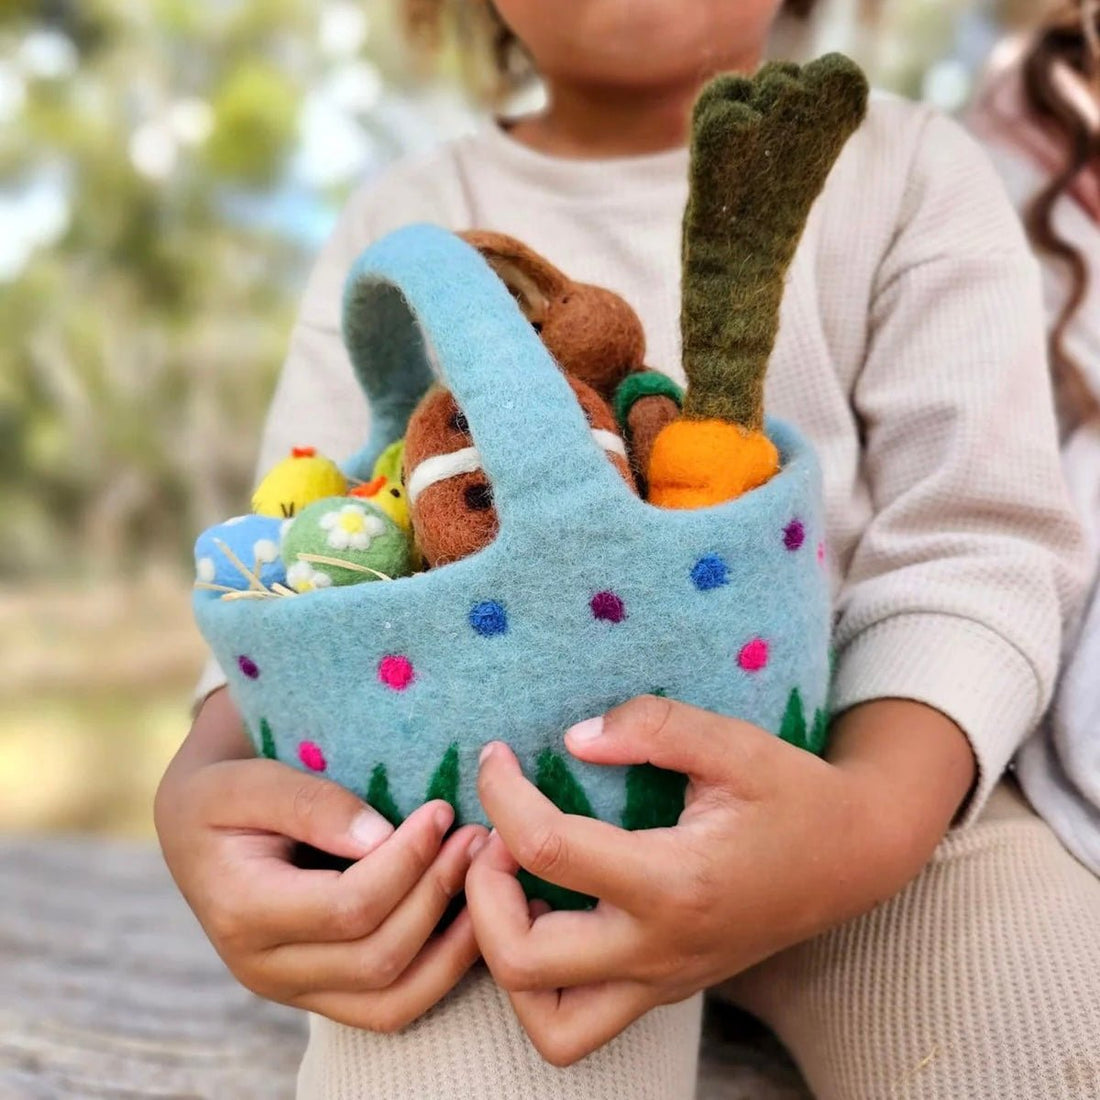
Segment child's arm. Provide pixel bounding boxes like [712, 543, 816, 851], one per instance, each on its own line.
[167, 182, 486, 1026]
[464, 112, 1091, 1064]
[156, 688, 487, 1031]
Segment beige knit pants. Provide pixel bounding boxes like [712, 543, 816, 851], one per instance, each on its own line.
[297, 780, 1100, 1100]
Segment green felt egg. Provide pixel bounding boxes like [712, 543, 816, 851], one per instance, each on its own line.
[281, 497, 411, 591]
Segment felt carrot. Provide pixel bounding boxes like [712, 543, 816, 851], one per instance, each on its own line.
[648, 54, 869, 509]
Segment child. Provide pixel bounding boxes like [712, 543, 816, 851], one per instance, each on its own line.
[969, 2, 1100, 878]
[156, 2, 1100, 1097]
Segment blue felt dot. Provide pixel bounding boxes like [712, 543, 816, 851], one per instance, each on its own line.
[470, 600, 508, 637]
[691, 554, 730, 592]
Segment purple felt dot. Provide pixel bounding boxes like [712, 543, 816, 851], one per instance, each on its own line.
[299, 741, 327, 772]
[379, 654, 415, 691]
[784, 519, 806, 552]
[591, 591, 626, 624]
[738, 638, 770, 673]
[238, 655, 260, 680]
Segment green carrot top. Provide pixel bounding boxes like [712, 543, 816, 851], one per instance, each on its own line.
[680, 53, 869, 427]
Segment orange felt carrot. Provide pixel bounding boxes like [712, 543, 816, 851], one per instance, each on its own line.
[647, 55, 868, 510]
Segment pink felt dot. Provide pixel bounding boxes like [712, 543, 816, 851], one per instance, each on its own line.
[237, 655, 259, 680]
[817, 541, 826, 565]
[783, 519, 806, 552]
[298, 741, 327, 772]
[738, 638, 770, 673]
[591, 591, 627, 624]
[378, 654, 415, 691]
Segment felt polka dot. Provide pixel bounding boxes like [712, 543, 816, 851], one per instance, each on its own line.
[817, 541, 827, 564]
[379, 654, 415, 691]
[238, 655, 260, 680]
[591, 591, 626, 624]
[298, 741, 326, 772]
[470, 600, 508, 637]
[737, 638, 770, 673]
[784, 519, 806, 552]
[691, 554, 730, 592]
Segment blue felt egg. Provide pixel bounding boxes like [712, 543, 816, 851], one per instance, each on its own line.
[194, 515, 288, 591]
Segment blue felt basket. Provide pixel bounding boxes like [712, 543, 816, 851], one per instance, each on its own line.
[195, 225, 831, 838]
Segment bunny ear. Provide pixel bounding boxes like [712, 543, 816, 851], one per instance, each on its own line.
[458, 230, 571, 326]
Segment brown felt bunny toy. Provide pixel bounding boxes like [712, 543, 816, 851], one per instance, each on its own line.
[402, 231, 682, 568]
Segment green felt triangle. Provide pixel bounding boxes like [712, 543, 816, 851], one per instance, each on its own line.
[425, 743, 460, 818]
[535, 749, 596, 818]
[779, 687, 808, 750]
[525, 750, 597, 910]
[810, 708, 831, 756]
[258, 718, 277, 761]
[622, 764, 687, 831]
[367, 763, 404, 827]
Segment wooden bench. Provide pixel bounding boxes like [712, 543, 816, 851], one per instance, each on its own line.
[0, 836, 809, 1098]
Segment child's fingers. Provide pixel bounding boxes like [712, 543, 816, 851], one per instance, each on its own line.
[465, 832, 641, 991]
[194, 757, 396, 860]
[476, 744, 654, 905]
[507, 981, 656, 1068]
[293, 908, 481, 1034]
[237, 801, 453, 946]
[261, 825, 486, 993]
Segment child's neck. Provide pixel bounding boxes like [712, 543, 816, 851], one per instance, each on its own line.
[509, 56, 762, 159]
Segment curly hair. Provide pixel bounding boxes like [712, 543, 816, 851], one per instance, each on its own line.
[1020, 2, 1100, 423]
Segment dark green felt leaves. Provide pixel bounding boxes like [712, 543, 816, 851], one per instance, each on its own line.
[258, 718, 277, 760]
[519, 750, 599, 911]
[367, 763, 404, 827]
[779, 688, 830, 755]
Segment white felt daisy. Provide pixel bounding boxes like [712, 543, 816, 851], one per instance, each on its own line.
[287, 560, 333, 594]
[319, 504, 386, 551]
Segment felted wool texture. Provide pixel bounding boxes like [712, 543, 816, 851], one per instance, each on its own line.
[194, 514, 287, 590]
[681, 55, 868, 428]
[281, 497, 410, 588]
[460, 230, 647, 400]
[252, 448, 348, 519]
[194, 225, 831, 845]
[648, 419, 781, 509]
[404, 375, 635, 568]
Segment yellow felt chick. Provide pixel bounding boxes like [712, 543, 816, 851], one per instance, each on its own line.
[252, 447, 348, 519]
[349, 439, 410, 533]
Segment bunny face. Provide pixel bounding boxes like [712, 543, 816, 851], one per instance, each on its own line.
[404, 378, 636, 568]
[459, 231, 646, 399]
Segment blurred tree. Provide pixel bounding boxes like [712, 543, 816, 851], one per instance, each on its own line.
[0, 0, 469, 581]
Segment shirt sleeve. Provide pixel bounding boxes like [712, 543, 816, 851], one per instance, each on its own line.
[831, 112, 1091, 823]
[193, 188, 378, 708]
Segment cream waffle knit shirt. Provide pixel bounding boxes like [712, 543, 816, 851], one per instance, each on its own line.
[197, 93, 1089, 823]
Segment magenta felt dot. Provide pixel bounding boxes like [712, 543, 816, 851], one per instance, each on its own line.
[298, 741, 327, 772]
[738, 638, 770, 673]
[237, 655, 259, 680]
[591, 591, 626, 624]
[784, 519, 806, 552]
[378, 655, 415, 691]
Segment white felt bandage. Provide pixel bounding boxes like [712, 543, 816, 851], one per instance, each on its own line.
[406, 430, 627, 505]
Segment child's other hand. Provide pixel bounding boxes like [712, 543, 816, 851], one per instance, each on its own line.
[466, 695, 973, 1066]
[155, 689, 487, 1032]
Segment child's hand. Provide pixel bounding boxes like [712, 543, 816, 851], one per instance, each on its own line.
[466, 695, 974, 1066]
[156, 689, 487, 1033]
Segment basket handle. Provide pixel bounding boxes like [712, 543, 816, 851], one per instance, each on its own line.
[340, 224, 627, 530]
